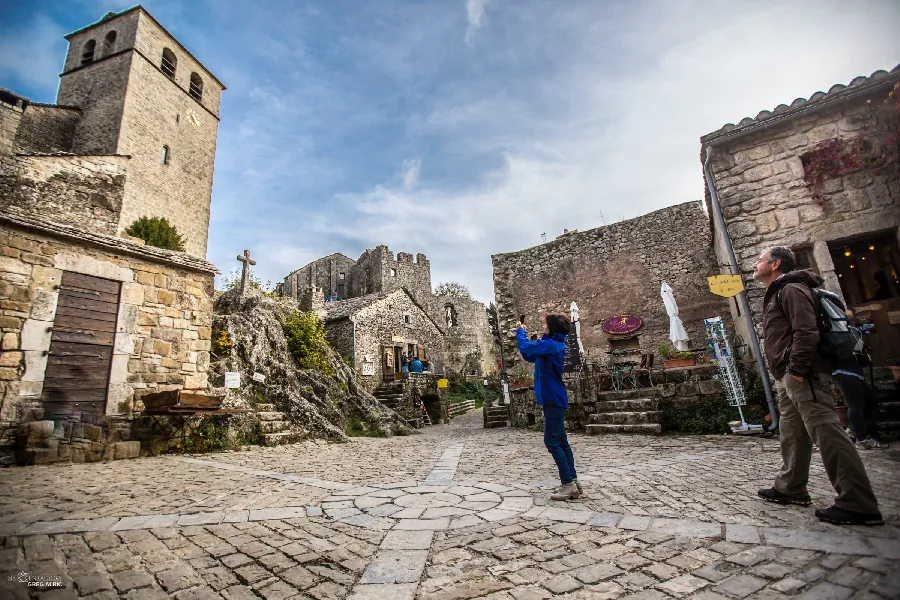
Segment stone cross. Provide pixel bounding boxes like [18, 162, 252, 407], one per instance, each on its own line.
[236, 249, 256, 295]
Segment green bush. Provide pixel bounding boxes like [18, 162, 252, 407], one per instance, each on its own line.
[282, 310, 335, 377]
[660, 396, 768, 434]
[448, 373, 484, 400]
[125, 216, 186, 251]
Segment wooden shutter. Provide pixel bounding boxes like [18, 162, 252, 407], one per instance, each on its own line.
[41, 272, 120, 418]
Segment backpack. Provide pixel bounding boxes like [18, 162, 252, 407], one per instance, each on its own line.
[776, 283, 861, 366]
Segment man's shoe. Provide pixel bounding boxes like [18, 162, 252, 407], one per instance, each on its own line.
[815, 505, 884, 526]
[551, 482, 579, 501]
[758, 488, 812, 506]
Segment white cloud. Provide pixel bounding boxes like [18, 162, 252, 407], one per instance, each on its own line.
[0, 14, 66, 96]
[400, 158, 422, 191]
[465, 0, 489, 46]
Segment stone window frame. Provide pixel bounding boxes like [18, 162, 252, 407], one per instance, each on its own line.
[102, 30, 117, 56]
[80, 40, 96, 66]
[404, 312, 411, 325]
[792, 246, 819, 275]
[339, 271, 346, 280]
[390, 268, 397, 277]
[189, 72, 203, 102]
[161, 48, 177, 79]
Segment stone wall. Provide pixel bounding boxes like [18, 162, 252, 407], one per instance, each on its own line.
[285, 253, 356, 300]
[0, 215, 216, 465]
[427, 295, 498, 375]
[0, 154, 127, 237]
[349, 246, 432, 302]
[14, 105, 81, 154]
[492, 201, 731, 374]
[324, 317, 355, 365]
[396, 373, 450, 425]
[702, 79, 900, 356]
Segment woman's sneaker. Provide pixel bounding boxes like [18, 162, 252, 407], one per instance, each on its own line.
[574, 479, 583, 496]
[758, 487, 812, 506]
[551, 482, 580, 501]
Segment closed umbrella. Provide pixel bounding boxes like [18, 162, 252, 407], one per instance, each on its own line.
[661, 282, 690, 351]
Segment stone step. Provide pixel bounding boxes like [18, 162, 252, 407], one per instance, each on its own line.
[255, 403, 277, 412]
[877, 402, 900, 420]
[257, 411, 286, 422]
[598, 389, 659, 402]
[589, 411, 662, 425]
[586, 424, 662, 435]
[485, 406, 508, 415]
[260, 431, 304, 446]
[595, 399, 658, 412]
[374, 394, 404, 401]
[485, 420, 508, 428]
[259, 420, 290, 434]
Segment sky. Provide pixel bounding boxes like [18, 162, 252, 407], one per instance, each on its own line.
[1, 0, 899, 303]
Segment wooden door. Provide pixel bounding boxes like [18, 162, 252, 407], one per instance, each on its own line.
[41, 272, 120, 419]
[382, 345, 395, 382]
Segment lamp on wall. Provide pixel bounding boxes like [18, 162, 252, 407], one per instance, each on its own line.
[869, 245, 875, 251]
[844, 248, 852, 257]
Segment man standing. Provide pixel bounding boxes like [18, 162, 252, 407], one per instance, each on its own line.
[753, 246, 882, 526]
[516, 314, 581, 501]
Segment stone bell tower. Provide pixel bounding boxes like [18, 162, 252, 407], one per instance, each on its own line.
[57, 6, 226, 258]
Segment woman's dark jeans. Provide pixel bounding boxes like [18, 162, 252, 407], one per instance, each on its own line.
[833, 372, 878, 440]
[543, 404, 577, 484]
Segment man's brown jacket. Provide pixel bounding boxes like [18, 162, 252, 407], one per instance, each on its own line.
[762, 270, 830, 379]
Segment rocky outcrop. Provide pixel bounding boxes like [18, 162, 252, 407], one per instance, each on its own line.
[210, 288, 413, 440]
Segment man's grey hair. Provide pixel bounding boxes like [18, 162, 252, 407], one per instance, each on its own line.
[767, 246, 796, 273]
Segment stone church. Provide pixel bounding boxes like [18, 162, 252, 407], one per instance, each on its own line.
[0, 7, 222, 464]
[282, 245, 497, 383]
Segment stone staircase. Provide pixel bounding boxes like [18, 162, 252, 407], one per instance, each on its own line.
[484, 405, 509, 428]
[586, 389, 661, 435]
[373, 382, 405, 412]
[873, 368, 900, 439]
[255, 404, 303, 446]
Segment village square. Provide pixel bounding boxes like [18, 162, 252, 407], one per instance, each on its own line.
[1, 4, 900, 600]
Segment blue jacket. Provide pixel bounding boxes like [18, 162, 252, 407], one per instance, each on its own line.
[516, 328, 568, 408]
[410, 359, 423, 373]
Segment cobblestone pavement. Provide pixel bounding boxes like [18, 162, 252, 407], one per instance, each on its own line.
[1, 410, 898, 599]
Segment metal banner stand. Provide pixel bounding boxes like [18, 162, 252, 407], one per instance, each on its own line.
[705, 317, 762, 434]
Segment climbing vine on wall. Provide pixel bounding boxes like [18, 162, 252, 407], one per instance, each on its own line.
[801, 82, 900, 204]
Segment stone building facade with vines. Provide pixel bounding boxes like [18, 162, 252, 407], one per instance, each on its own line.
[701, 65, 900, 367]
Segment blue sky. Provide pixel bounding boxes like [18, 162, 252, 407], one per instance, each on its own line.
[2, 0, 899, 302]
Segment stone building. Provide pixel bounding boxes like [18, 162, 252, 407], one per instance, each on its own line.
[284, 245, 497, 376]
[321, 288, 445, 394]
[701, 66, 900, 367]
[0, 7, 222, 464]
[491, 201, 731, 374]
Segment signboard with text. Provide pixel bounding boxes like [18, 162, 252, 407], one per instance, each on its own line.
[708, 274, 745, 297]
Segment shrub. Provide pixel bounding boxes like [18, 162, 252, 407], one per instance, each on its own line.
[660, 396, 767, 435]
[282, 310, 335, 377]
[125, 216, 186, 251]
[211, 330, 232, 358]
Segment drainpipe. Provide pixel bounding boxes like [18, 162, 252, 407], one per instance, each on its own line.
[703, 147, 778, 432]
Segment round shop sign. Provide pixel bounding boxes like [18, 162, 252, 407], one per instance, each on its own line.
[601, 314, 643, 335]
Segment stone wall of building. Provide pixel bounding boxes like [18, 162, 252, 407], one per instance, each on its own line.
[701, 78, 900, 353]
[492, 201, 731, 374]
[285, 253, 356, 300]
[349, 246, 432, 302]
[0, 216, 215, 465]
[427, 295, 498, 375]
[0, 154, 127, 237]
[13, 105, 81, 154]
[324, 317, 355, 365]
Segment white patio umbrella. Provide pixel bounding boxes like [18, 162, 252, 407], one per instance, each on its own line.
[661, 281, 690, 351]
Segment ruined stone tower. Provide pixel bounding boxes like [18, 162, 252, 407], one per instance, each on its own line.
[57, 7, 225, 258]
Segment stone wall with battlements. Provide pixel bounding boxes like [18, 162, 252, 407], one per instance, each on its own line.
[492, 201, 731, 375]
[284, 253, 356, 301]
[0, 218, 215, 465]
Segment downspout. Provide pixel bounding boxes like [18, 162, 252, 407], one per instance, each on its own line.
[703, 146, 778, 432]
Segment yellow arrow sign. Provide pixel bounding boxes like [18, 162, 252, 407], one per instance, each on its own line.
[708, 274, 745, 298]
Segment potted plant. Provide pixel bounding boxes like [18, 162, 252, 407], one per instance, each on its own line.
[509, 367, 534, 391]
[659, 344, 696, 369]
[890, 359, 900, 382]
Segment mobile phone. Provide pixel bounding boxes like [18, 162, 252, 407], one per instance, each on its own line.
[519, 314, 526, 324]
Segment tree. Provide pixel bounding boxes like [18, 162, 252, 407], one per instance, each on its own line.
[434, 282, 472, 300]
[125, 216, 186, 251]
[486, 302, 500, 344]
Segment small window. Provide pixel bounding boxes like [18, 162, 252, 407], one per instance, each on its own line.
[161, 48, 177, 78]
[390, 268, 397, 277]
[444, 304, 458, 328]
[404, 313, 411, 324]
[339, 272, 345, 281]
[80, 40, 96, 66]
[189, 72, 203, 101]
[161, 145, 169, 165]
[103, 31, 117, 55]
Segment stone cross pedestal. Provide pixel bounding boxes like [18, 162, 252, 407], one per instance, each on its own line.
[236, 250, 256, 295]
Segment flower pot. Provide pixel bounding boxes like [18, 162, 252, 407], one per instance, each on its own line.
[835, 405, 849, 428]
[663, 358, 696, 369]
[509, 379, 534, 391]
[890, 365, 900, 382]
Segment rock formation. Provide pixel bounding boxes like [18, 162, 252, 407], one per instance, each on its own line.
[210, 288, 413, 440]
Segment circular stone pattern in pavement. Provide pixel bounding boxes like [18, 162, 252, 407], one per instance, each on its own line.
[318, 481, 535, 531]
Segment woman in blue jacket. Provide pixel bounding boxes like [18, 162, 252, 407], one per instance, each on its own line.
[516, 314, 581, 500]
